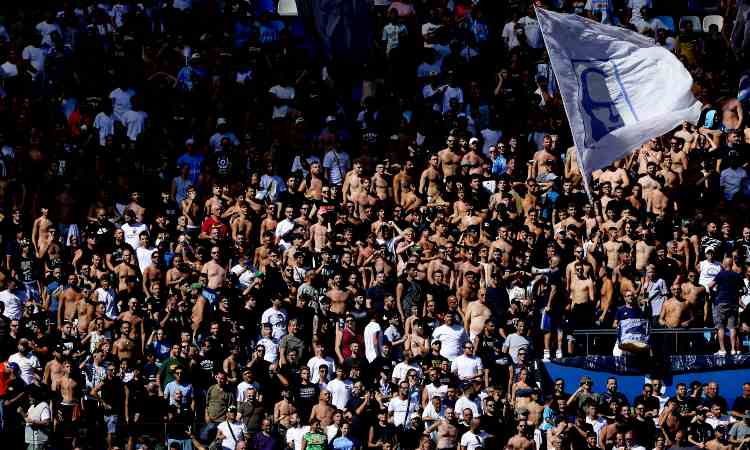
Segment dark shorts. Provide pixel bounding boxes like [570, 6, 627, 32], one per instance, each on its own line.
[541, 311, 562, 332]
[713, 303, 738, 329]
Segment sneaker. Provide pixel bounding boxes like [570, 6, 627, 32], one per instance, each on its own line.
[715, 350, 727, 356]
[556, 349, 563, 359]
[543, 350, 551, 361]
[732, 350, 740, 355]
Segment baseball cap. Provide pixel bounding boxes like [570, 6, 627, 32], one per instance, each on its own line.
[325, 115, 337, 124]
[228, 404, 238, 412]
[217, 117, 227, 126]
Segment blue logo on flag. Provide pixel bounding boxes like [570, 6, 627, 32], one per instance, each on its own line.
[573, 60, 639, 146]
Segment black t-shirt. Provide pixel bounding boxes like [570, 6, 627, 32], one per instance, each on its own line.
[688, 420, 714, 444]
[732, 396, 750, 415]
[671, 395, 699, 424]
[422, 352, 449, 372]
[295, 381, 319, 418]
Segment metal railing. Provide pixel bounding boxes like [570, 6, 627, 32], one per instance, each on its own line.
[571, 327, 715, 355]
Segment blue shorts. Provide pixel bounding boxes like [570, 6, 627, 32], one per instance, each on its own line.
[104, 414, 119, 434]
[541, 311, 561, 332]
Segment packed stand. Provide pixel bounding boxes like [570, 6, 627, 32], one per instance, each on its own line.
[1, 0, 750, 449]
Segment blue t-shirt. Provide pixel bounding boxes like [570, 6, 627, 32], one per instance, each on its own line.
[713, 269, 743, 305]
[332, 436, 358, 450]
[614, 306, 643, 322]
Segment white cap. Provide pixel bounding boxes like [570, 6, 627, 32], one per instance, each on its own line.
[469, 137, 479, 146]
[217, 117, 227, 126]
[325, 115, 337, 124]
[185, 138, 195, 145]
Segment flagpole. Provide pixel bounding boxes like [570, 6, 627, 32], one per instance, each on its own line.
[533, 5, 595, 204]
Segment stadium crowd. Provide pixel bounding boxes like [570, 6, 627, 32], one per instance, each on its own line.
[1, 0, 750, 449]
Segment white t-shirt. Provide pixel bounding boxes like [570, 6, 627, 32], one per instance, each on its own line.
[109, 87, 134, 123]
[95, 287, 118, 320]
[501, 21, 520, 50]
[261, 307, 288, 340]
[93, 112, 115, 146]
[1, 61, 18, 78]
[21, 46, 45, 80]
[36, 21, 61, 46]
[451, 354, 483, 381]
[121, 222, 147, 249]
[518, 16, 543, 49]
[286, 426, 309, 450]
[432, 324, 468, 359]
[387, 396, 416, 427]
[136, 246, 156, 273]
[9, 351, 41, 385]
[257, 336, 279, 363]
[364, 321, 383, 362]
[307, 356, 336, 384]
[454, 395, 480, 417]
[698, 260, 722, 289]
[327, 377, 352, 410]
[0, 289, 22, 321]
[269, 85, 295, 119]
[460, 430, 488, 450]
[480, 128, 502, 157]
[392, 361, 421, 383]
[323, 150, 351, 185]
[25, 401, 51, 444]
[441, 86, 463, 113]
[217, 420, 247, 450]
[122, 110, 148, 142]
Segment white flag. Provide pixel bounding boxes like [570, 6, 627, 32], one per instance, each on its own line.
[535, 7, 703, 194]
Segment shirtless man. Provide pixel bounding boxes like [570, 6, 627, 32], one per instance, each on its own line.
[681, 270, 708, 326]
[43, 346, 65, 389]
[457, 271, 479, 313]
[634, 228, 656, 274]
[204, 184, 224, 218]
[506, 421, 535, 450]
[400, 182, 422, 212]
[427, 247, 455, 286]
[76, 286, 96, 335]
[353, 177, 377, 219]
[420, 154, 443, 199]
[259, 204, 278, 238]
[659, 155, 680, 189]
[55, 360, 81, 447]
[254, 231, 278, 269]
[433, 408, 459, 450]
[647, 183, 670, 217]
[602, 228, 622, 270]
[530, 135, 559, 180]
[659, 283, 693, 329]
[438, 134, 462, 178]
[113, 321, 138, 362]
[165, 253, 190, 290]
[299, 162, 325, 201]
[114, 248, 140, 294]
[597, 165, 630, 190]
[326, 273, 351, 317]
[117, 298, 145, 352]
[309, 391, 335, 427]
[464, 289, 491, 340]
[568, 264, 595, 354]
[32, 206, 53, 255]
[564, 146, 583, 187]
[371, 163, 391, 201]
[342, 160, 363, 203]
[392, 160, 416, 205]
[565, 246, 593, 293]
[58, 274, 84, 329]
[231, 201, 253, 242]
[638, 162, 663, 197]
[202, 246, 227, 290]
